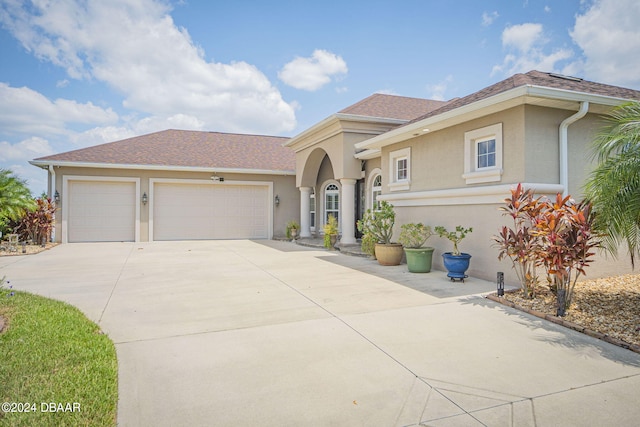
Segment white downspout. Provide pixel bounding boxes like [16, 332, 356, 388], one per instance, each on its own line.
[559, 101, 589, 197]
[49, 164, 56, 242]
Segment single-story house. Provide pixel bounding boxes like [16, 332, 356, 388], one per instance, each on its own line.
[32, 70, 640, 282]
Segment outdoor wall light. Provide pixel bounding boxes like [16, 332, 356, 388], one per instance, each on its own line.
[275, 195, 280, 206]
[497, 271, 505, 297]
[54, 190, 60, 203]
[142, 192, 148, 205]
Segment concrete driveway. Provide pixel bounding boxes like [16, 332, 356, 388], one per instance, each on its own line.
[1, 240, 639, 426]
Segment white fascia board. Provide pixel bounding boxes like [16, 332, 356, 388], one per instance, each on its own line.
[525, 85, 633, 106]
[29, 160, 295, 176]
[283, 113, 407, 149]
[355, 85, 631, 151]
[283, 115, 340, 148]
[354, 149, 381, 160]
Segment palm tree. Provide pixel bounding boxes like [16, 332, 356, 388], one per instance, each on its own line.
[0, 169, 35, 232]
[584, 101, 640, 267]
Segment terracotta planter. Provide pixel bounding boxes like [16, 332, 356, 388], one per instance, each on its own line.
[374, 243, 403, 266]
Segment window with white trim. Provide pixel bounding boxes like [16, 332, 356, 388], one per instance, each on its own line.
[463, 123, 503, 184]
[396, 157, 408, 180]
[477, 137, 496, 169]
[309, 191, 316, 231]
[372, 174, 382, 211]
[324, 183, 339, 225]
[388, 147, 411, 191]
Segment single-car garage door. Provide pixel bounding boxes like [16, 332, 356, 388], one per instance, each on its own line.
[152, 182, 270, 240]
[67, 180, 136, 242]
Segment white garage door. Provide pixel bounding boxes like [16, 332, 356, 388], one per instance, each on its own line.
[67, 180, 136, 242]
[153, 182, 270, 240]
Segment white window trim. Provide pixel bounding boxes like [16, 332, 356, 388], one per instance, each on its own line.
[388, 147, 411, 191]
[320, 179, 341, 233]
[309, 190, 316, 232]
[463, 123, 503, 184]
[366, 168, 383, 211]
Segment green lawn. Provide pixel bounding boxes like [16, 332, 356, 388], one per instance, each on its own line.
[0, 283, 118, 426]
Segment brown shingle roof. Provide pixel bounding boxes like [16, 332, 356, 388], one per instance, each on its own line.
[407, 70, 640, 124]
[339, 93, 447, 121]
[35, 129, 294, 172]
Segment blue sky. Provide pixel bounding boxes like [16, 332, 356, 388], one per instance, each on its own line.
[1, 0, 640, 194]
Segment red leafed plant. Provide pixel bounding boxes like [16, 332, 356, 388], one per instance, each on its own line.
[14, 197, 56, 245]
[493, 184, 543, 299]
[494, 185, 599, 316]
[530, 194, 598, 316]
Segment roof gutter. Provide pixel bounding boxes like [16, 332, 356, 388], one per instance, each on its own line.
[29, 160, 295, 176]
[559, 101, 589, 197]
[355, 85, 629, 151]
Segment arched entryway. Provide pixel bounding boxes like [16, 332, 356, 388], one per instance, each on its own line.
[297, 148, 358, 244]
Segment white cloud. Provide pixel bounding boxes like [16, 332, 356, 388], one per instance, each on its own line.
[0, 137, 54, 162]
[375, 89, 399, 95]
[0, 83, 118, 136]
[426, 75, 453, 101]
[482, 11, 499, 27]
[278, 49, 348, 91]
[570, 0, 640, 88]
[502, 23, 545, 52]
[0, 0, 297, 134]
[492, 23, 573, 76]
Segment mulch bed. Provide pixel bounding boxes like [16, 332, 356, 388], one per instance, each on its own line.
[487, 274, 640, 354]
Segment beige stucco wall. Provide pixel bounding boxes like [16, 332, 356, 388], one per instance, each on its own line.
[380, 106, 527, 192]
[394, 203, 633, 285]
[378, 104, 633, 283]
[523, 106, 606, 199]
[49, 166, 298, 242]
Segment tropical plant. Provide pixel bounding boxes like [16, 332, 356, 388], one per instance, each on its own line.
[357, 201, 395, 245]
[359, 231, 377, 257]
[13, 196, 56, 245]
[323, 215, 338, 248]
[285, 220, 299, 239]
[530, 194, 598, 316]
[584, 101, 640, 267]
[435, 225, 473, 255]
[0, 169, 35, 235]
[493, 184, 543, 298]
[398, 223, 434, 249]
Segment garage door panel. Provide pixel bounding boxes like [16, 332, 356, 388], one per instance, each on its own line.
[153, 182, 269, 241]
[68, 181, 136, 243]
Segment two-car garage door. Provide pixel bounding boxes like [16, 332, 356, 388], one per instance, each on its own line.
[66, 179, 271, 242]
[152, 182, 270, 240]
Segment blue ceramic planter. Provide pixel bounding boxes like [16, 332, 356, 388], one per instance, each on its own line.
[442, 252, 472, 281]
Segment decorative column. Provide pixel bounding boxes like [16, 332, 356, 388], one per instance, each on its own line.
[339, 179, 357, 244]
[299, 187, 312, 238]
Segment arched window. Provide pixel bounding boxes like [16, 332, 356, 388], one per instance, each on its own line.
[372, 174, 382, 211]
[325, 183, 339, 225]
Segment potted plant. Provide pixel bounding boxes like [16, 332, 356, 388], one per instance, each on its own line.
[435, 225, 473, 281]
[398, 223, 435, 273]
[357, 201, 403, 265]
[323, 215, 339, 249]
[286, 220, 300, 240]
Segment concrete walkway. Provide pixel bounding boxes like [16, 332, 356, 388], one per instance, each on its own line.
[1, 240, 639, 426]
